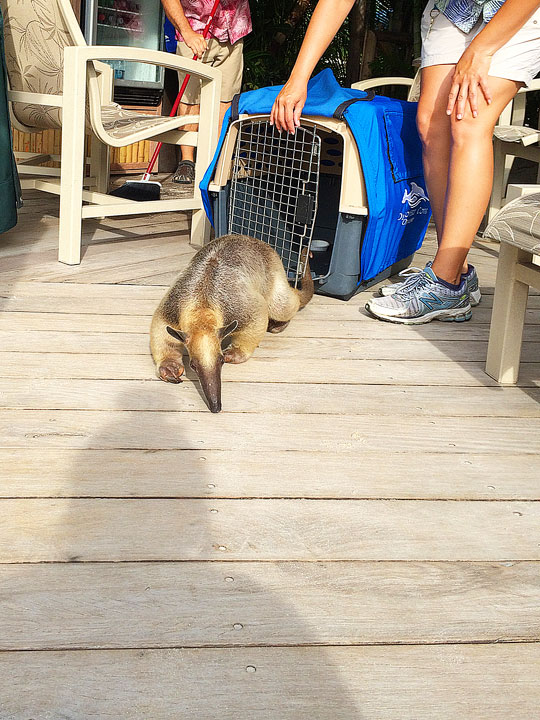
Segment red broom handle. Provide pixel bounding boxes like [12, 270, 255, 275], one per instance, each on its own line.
[143, 0, 222, 180]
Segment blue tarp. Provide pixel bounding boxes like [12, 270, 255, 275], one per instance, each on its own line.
[200, 69, 431, 283]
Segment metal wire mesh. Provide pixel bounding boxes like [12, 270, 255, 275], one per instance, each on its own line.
[228, 120, 321, 286]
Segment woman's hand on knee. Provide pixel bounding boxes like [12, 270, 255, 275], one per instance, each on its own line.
[447, 47, 493, 120]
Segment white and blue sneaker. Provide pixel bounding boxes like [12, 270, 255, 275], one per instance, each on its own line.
[379, 262, 481, 306]
[366, 266, 472, 325]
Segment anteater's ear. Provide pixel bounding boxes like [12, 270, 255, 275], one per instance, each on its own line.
[166, 326, 187, 343]
[218, 320, 238, 339]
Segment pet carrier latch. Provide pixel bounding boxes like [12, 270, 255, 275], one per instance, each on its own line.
[295, 194, 315, 226]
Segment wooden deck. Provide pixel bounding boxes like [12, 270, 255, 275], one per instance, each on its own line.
[1, 188, 539, 719]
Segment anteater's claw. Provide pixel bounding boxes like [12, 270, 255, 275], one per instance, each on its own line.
[159, 363, 184, 383]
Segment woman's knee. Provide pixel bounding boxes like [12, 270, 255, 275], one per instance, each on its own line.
[450, 114, 495, 148]
[416, 108, 449, 149]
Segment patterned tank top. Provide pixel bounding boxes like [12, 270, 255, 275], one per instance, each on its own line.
[434, 0, 505, 33]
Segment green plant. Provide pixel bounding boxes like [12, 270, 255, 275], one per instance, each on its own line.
[242, 0, 350, 90]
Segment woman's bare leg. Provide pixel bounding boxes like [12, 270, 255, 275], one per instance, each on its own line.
[418, 68, 521, 281]
[430, 77, 521, 284]
[417, 65, 454, 243]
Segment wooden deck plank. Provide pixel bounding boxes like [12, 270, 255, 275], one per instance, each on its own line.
[3, 309, 540, 343]
[0, 645, 538, 720]
[2, 409, 540, 453]
[121, 271, 188, 286]
[2, 379, 540, 418]
[2, 331, 540, 363]
[0, 218, 189, 259]
[1, 448, 538, 499]
[1, 561, 539, 649]
[0, 353, 538, 386]
[1, 498, 539, 562]
[0, 231, 186, 272]
[1, 292, 539, 314]
[0, 237, 191, 284]
[0, 279, 511, 301]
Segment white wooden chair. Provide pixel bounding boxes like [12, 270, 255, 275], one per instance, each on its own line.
[484, 193, 540, 384]
[1, 0, 221, 264]
[352, 71, 421, 102]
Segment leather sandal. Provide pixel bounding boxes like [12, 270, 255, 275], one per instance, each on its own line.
[173, 159, 195, 184]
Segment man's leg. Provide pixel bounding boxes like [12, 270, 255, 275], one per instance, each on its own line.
[178, 101, 199, 164]
[219, 101, 230, 130]
[175, 101, 231, 182]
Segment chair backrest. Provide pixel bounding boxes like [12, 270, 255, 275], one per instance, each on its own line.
[407, 70, 421, 102]
[0, 0, 86, 130]
[351, 69, 421, 103]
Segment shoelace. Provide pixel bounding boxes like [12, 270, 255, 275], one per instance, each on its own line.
[397, 266, 424, 279]
[394, 270, 433, 298]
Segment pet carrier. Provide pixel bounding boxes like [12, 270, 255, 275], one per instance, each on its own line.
[201, 70, 431, 300]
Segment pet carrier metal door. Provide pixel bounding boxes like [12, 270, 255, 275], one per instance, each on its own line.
[228, 120, 321, 286]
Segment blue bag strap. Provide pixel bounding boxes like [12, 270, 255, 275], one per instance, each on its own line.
[230, 92, 241, 122]
[333, 90, 375, 119]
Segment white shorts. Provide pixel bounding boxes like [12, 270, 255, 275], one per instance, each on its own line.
[421, 0, 540, 87]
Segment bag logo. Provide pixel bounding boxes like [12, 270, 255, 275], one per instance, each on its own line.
[398, 182, 429, 226]
[402, 182, 429, 209]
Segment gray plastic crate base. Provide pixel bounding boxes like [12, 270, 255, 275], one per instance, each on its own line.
[315, 255, 414, 300]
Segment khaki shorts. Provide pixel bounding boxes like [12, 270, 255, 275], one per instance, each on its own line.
[176, 37, 244, 104]
[421, 0, 540, 87]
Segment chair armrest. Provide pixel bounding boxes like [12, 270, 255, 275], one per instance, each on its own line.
[517, 78, 540, 94]
[93, 60, 112, 75]
[64, 45, 221, 83]
[7, 90, 63, 107]
[352, 77, 414, 91]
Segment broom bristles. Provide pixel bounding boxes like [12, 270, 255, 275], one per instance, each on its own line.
[109, 180, 162, 202]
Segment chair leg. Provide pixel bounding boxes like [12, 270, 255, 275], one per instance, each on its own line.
[485, 243, 530, 384]
[89, 134, 110, 195]
[190, 208, 211, 248]
[58, 58, 87, 265]
[488, 139, 506, 223]
[189, 75, 220, 248]
[502, 155, 514, 189]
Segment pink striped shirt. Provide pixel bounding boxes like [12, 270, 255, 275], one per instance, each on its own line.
[177, 0, 252, 45]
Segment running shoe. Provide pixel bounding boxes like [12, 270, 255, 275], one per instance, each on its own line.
[365, 266, 472, 324]
[379, 262, 481, 306]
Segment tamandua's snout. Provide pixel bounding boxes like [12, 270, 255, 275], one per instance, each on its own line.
[166, 322, 237, 413]
[190, 357, 223, 414]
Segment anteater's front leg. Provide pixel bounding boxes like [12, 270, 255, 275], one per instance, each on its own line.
[223, 303, 268, 364]
[150, 311, 185, 383]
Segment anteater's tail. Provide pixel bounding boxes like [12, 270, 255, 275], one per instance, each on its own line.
[296, 249, 315, 308]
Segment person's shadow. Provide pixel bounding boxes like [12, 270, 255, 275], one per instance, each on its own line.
[0, 383, 363, 718]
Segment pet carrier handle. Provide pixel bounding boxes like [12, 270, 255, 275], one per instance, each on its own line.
[230, 92, 241, 122]
[142, 0, 222, 181]
[333, 91, 375, 120]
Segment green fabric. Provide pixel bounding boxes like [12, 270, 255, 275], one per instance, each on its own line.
[0, 5, 21, 234]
